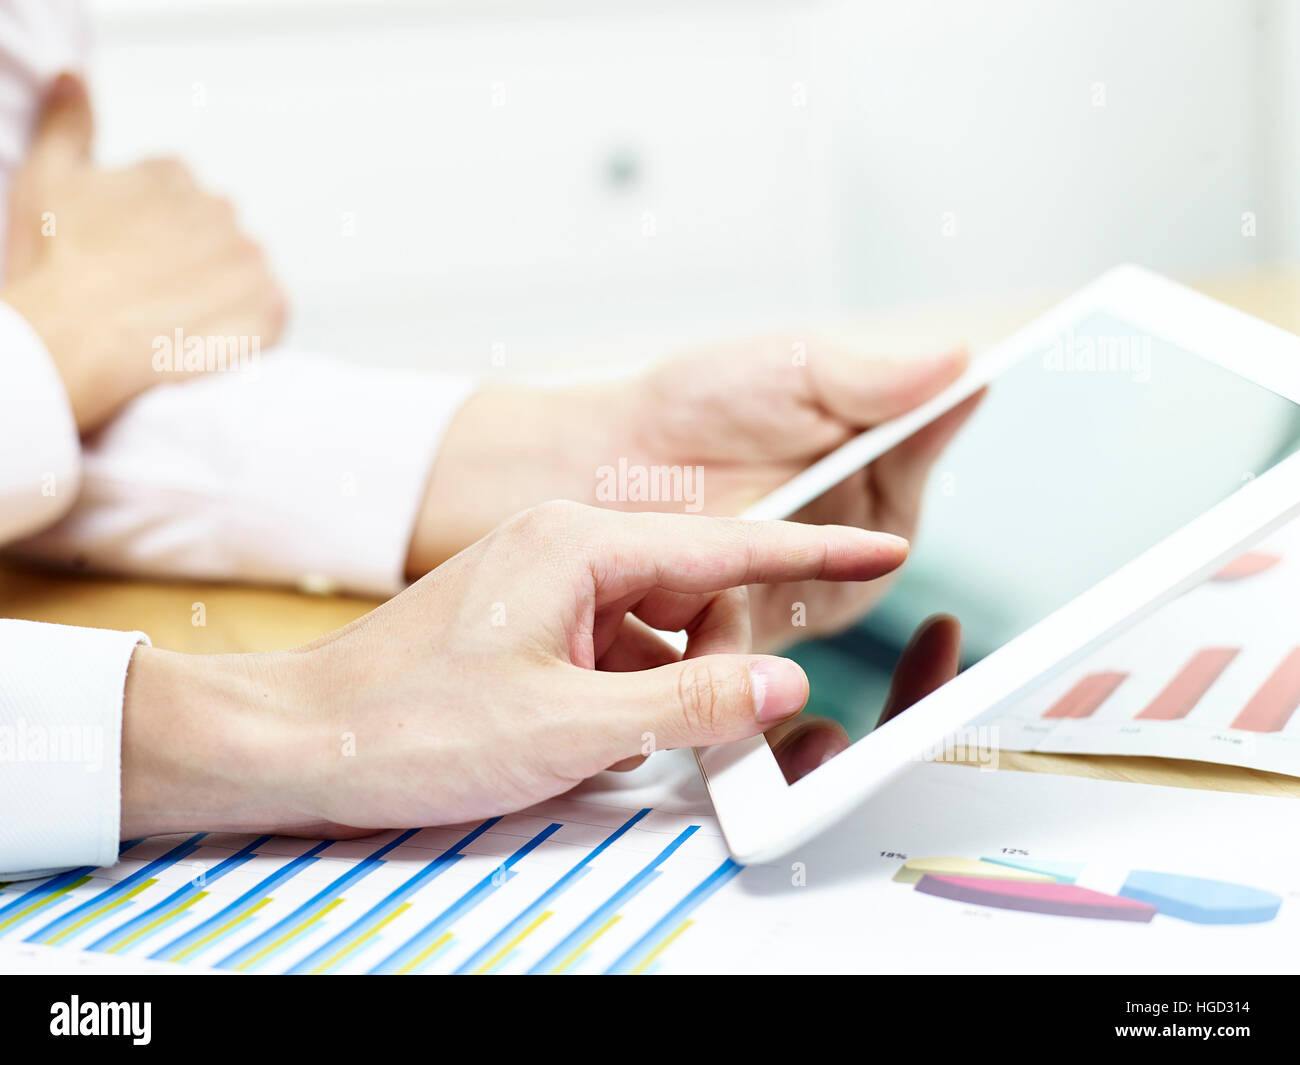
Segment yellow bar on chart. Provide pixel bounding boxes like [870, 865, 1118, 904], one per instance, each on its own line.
[171, 897, 273, 963]
[630, 919, 694, 976]
[551, 914, 621, 975]
[47, 880, 157, 945]
[108, 892, 208, 954]
[309, 902, 412, 974]
[0, 875, 92, 933]
[235, 896, 345, 972]
[395, 932, 453, 975]
[472, 910, 553, 975]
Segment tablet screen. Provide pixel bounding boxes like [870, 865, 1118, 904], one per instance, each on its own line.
[779, 310, 1300, 774]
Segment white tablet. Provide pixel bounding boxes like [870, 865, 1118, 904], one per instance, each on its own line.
[702, 265, 1300, 863]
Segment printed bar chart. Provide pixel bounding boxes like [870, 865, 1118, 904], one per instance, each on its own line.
[1, 769, 1294, 975]
[606, 858, 742, 975]
[529, 825, 698, 975]
[89, 836, 270, 955]
[150, 841, 333, 964]
[1034, 649, 1300, 732]
[358, 820, 559, 976]
[1230, 648, 1300, 733]
[452, 808, 651, 975]
[986, 522, 1300, 774]
[0, 802, 730, 976]
[1042, 671, 1128, 719]
[0, 870, 94, 936]
[24, 837, 202, 946]
[1135, 647, 1240, 721]
[288, 819, 507, 975]
[1211, 552, 1281, 582]
[214, 829, 422, 972]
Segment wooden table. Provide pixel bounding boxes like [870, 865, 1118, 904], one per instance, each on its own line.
[5, 268, 1300, 801]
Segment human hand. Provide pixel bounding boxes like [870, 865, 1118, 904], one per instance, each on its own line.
[121, 502, 909, 839]
[764, 613, 963, 781]
[411, 338, 977, 651]
[2, 75, 286, 432]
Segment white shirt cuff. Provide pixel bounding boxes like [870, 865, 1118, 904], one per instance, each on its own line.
[0, 300, 80, 545]
[0, 620, 147, 879]
[11, 352, 477, 598]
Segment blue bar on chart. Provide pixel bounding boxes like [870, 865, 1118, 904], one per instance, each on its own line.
[24, 836, 205, 947]
[288, 817, 508, 974]
[87, 837, 271, 955]
[213, 830, 422, 973]
[366, 822, 561, 975]
[607, 857, 742, 975]
[150, 841, 335, 964]
[0, 868, 96, 938]
[6, 804, 735, 977]
[0, 842, 143, 940]
[529, 824, 699, 975]
[454, 808, 651, 976]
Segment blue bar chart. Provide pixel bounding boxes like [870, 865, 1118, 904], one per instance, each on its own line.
[0, 799, 736, 976]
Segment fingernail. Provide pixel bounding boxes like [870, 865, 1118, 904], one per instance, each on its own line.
[750, 657, 809, 724]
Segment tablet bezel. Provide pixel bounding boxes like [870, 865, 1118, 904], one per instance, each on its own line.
[700, 265, 1300, 864]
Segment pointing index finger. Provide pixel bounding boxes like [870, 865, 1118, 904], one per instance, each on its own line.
[585, 510, 909, 601]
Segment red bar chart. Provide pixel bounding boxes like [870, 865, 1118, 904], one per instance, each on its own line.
[1039, 648, 1300, 732]
[1211, 552, 1281, 582]
[1230, 648, 1300, 733]
[1135, 647, 1239, 721]
[991, 520, 1300, 775]
[1042, 671, 1128, 719]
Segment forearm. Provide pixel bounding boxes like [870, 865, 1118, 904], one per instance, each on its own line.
[119, 646, 308, 840]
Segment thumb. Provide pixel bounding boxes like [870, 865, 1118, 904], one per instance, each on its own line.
[809, 345, 969, 428]
[604, 654, 810, 756]
[26, 72, 93, 180]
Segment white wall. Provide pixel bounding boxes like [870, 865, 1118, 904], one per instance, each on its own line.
[1259, 0, 1300, 267]
[86, 0, 837, 373]
[83, 0, 1296, 376]
[825, 0, 1274, 307]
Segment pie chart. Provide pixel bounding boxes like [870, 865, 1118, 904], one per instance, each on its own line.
[893, 857, 1281, 925]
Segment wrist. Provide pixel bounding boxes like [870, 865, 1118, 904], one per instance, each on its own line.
[406, 381, 638, 575]
[2, 269, 98, 432]
[120, 645, 312, 838]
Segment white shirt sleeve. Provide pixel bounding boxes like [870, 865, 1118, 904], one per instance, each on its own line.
[0, 620, 147, 879]
[10, 351, 478, 598]
[0, 1, 136, 883]
[0, 300, 80, 542]
[0, 299, 137, 883]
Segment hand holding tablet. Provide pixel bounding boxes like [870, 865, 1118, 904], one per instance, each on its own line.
[702, 265, 1300, 862]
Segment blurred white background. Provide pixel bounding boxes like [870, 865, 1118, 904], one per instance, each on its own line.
[83, 0, 1300, 375]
